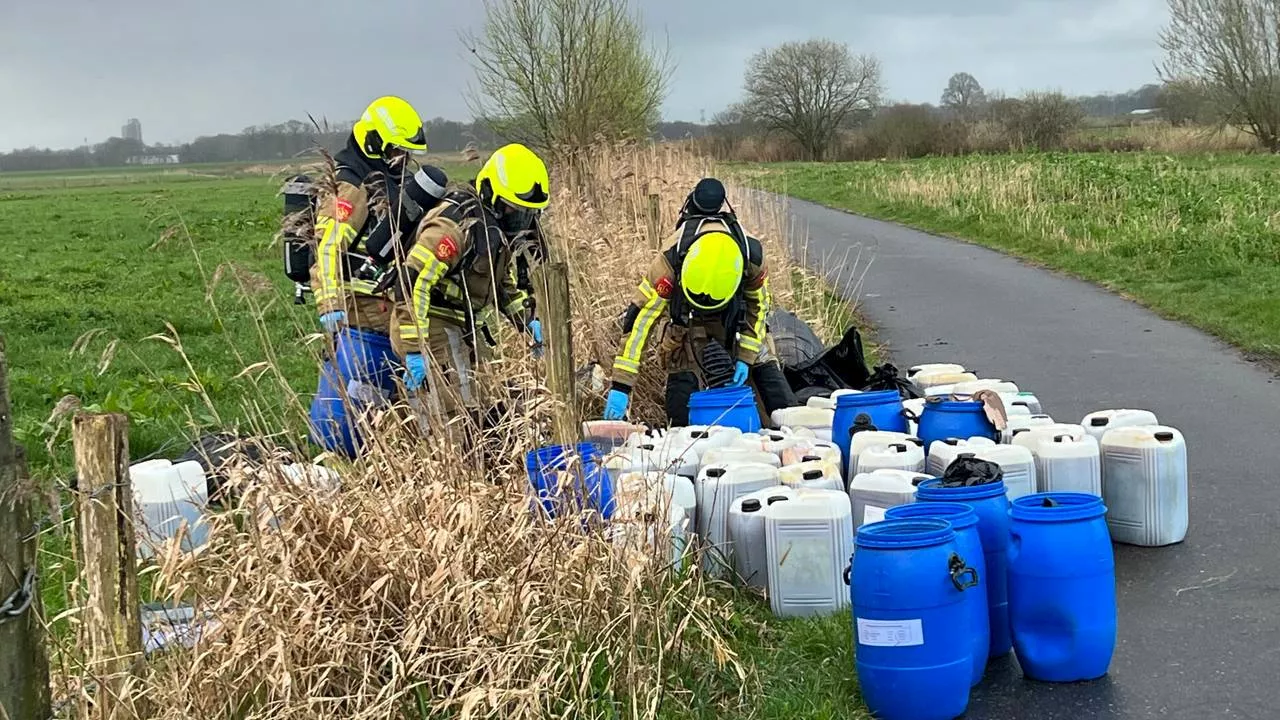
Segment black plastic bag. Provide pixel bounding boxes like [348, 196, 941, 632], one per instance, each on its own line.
[939, 453, 1003, 488]
[863, 363, 924, 400]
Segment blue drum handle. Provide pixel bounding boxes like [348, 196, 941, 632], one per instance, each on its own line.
[901, 407, 920, 422]
[843, 563, 851, 586]
[948, 552, 979, 591]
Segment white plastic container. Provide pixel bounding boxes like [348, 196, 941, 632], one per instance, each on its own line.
[696, 462, 781, 575]
[608, 502, 689, 570]
[613, 471, 697, 525]
[1083, 409, 1160, 441]
[130, 460, 210, 560]
[678, 425, 743, 456]
[848, 470, 921, 528]
[779, 460, 843, 492]
[582, 420, 648, 453]
[913, 370, 978, 390]
[855, 442, 927, 476]
[1012, 423, 1087, 450]
[1012, 392, 1044, 415]
[1031, 434, 1102, 495]
[1101, 426, 1188, 547]
[902, 398, 927, 436]
[764, 489, 855, 617]
[729, 489, 798, 589]
[734, 429, 799, 457]
[806, 395, 837, 411]
[700, 447, 782, 470]
[1001, 414, 1057, 444]
[926, 436, 999, 477]
[908, 363, 966, 379]
[633, 440, 701, 480]
[625, 428, 672, 449]
[848, 431, 919, 477]
[967, 445, 1037, 500]
[771, 407, 835, 441]
[779, 439, 843, 469]
[924, 384, 958, 399]
[952, 379, 1020, 396]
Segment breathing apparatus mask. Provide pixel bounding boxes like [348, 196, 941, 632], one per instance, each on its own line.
[494, 197, 540, 235]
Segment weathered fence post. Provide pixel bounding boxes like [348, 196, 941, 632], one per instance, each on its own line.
[533, 261, 578, 447]
[0, 336, 51, 720]
[73, 411, 144, 719]
[646, 193, 662, 248]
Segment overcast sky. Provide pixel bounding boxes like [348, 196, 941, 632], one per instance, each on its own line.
[0, 0, 1168, 151]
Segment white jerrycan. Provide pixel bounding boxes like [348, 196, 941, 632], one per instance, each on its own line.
[764, 488, 855, 618]
[1101, 425, 1188, 547]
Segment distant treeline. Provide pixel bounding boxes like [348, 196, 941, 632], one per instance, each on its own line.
[0, 85, 1163, 172]
[0, 117, 714, 172]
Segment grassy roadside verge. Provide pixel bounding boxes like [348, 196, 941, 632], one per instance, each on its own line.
[740, 152, 1280, 364]
[4, 158, 872, 718]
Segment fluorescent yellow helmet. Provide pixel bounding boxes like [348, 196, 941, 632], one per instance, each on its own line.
[681, 232, 744, 311]
[352, 96, 427, 159]
[477, 143, 550, 210]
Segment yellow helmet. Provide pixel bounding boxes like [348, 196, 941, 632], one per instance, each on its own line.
[680, 232, 744, 311]
[352, 96, 427, 159]
[477, 143, 550, 210]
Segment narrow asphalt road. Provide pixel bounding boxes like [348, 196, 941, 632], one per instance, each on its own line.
[783, 196, 1280, 720]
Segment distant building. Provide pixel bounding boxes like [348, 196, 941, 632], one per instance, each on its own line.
[122, 118, 143, 143]
[125, 153, 179, 166]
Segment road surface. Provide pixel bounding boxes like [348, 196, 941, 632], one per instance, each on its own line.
[785, 196, 1280, 719]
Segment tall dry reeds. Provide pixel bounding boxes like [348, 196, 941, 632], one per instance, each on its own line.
[48, 142, 848, 719]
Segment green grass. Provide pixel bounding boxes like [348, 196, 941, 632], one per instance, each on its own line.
[744, 152, 1280, 361]
[3, 166, 868, 719]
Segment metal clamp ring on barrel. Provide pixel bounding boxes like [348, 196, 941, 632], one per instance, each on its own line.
[948, 552, 979, 591]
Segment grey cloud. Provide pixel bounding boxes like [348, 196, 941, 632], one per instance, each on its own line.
[1, 0, 1168, 151]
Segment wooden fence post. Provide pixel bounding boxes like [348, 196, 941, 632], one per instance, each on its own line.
[73, 412, 143, 719]
[646, 193, 662, 248]
[533, 261, 578, 447]
[0, 336, 51, 720]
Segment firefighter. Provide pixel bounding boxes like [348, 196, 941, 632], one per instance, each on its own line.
[602, 177, 797, 426]
[390, 142, 549, 423]
[307, 95, 442, 457]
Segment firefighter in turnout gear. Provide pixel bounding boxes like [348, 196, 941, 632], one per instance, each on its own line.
[391, 142, 549, 420]
[307, 95, 447, 458]
[603, 178, 797, 426]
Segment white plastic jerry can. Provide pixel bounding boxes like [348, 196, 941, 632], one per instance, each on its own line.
[779, 460, 844, 492]
[695, 462, 780, 576]
[908, 363, 966, 379]
[847, 470, 921, 528]
[966, 444, 1037, 500]
[771, 407, 836, 442]
[926, 436, 999, 477]
[764, 489, 855, 618]
[854, 442, 927, 476]
[1101, 425, 1188, 547]
[1082, 409, 1160, 441]
[130, 459, 210, 560]
[729, 488, 797, 590]
[1031, 433, 1102, 496]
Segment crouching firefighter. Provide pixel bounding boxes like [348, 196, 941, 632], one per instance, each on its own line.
[603, 177, 797, 426]
[388, 142, 549, 429]
[299, 95, 450, 458]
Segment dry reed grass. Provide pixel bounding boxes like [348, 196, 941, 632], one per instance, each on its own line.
[47, 142, 849, 719]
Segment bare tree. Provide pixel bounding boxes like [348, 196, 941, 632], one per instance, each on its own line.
[1159, 0, 1280, 150]
[1157, 78, 1218, 125]
[941, 72, 987, 121]
[462, 0, 672, 157]
[742, 39, 883, 161]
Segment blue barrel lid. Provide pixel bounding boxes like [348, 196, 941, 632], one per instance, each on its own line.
[915, 477, 1007, 501]
[856, 518, 955, 549]
[886, 501, 979, 531]
[924, 399, 986, 412]
[836, 389, 902, 408]
[1010, 492, 1107, 522]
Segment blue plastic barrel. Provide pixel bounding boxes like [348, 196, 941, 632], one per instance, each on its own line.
[524, 443, 614, 519]
[832, 390, 907, 464]
[850, 518, 979, 720]
[916, 400, 998, 456]
[309, 328, 400, 458]
[886, 502, 990, 687]
[915, 477, 1012, 658]
[1008, 492, 1117, 682]
[687, 386, 761, 432]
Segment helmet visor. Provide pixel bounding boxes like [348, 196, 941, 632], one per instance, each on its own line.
[514, 181, 548, 207]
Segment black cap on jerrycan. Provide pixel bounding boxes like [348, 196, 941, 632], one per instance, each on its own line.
[705, 467, 726, 478]
[742, 498, 762, 512]
[803, 469, 824, 481]
[1090, 417, 1110, 427]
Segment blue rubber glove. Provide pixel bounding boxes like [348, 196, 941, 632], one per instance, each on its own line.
[319, 311, 346, 334]
[528, 319, 544, 359]
[731, 360, 750, 387]
[603, 389, 630, 420]
[403, 352, 428, 392]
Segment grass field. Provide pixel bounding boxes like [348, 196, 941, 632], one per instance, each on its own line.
[731, 149, 1280, 717]
[743, 152, 1280, 364]
[0, 162, 868, 719]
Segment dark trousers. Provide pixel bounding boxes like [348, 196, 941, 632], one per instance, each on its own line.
[665, 359, 798, 427]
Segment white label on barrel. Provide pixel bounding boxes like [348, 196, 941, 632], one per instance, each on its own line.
[862, 505, 887, 523]
[856, 618, 924, 647]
